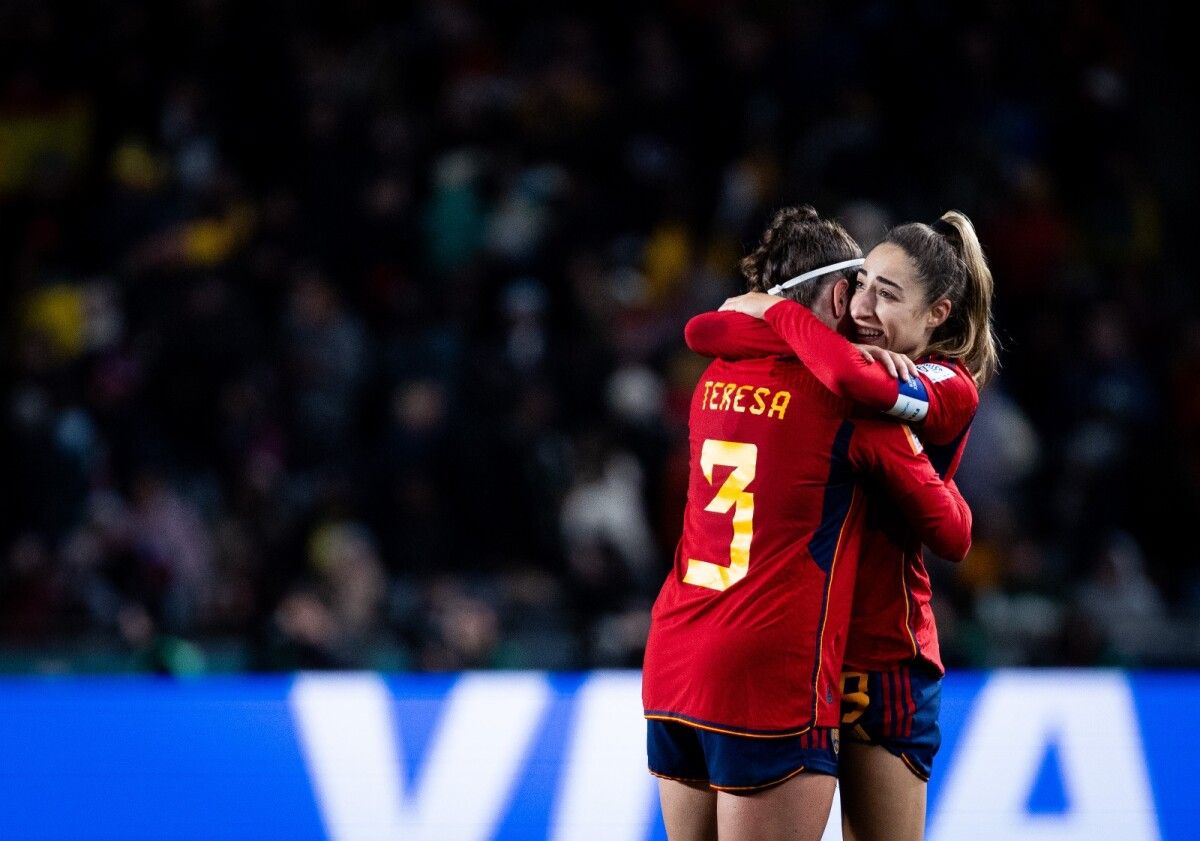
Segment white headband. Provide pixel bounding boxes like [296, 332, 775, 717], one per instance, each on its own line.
[767, 258, 865, 295]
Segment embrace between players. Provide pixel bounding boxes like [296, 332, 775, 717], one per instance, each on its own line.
[642, 205, 998, 841]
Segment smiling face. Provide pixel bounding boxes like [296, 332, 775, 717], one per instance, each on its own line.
[849, 242, 951, 357]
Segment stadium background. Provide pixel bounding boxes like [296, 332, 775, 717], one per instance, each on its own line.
[1, 1, 1198, 838]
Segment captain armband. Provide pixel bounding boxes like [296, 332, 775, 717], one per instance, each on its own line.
[887, 376, 929, 423]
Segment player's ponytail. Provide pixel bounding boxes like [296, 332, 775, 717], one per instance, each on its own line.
[740, 205, 861, 308]
[934, 211, 999, 388]
[884, 210, 1000, 388]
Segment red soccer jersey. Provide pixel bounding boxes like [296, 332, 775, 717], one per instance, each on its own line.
[641, 356, 971, 736]
[684, 305, 980, 674]
[842, 355, 976, 674]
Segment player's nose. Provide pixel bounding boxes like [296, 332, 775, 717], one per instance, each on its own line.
[850, 289, 875, 320]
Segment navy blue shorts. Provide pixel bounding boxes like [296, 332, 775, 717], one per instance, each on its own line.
[839, 663, 942, 781]
[646, 719, 839, 792]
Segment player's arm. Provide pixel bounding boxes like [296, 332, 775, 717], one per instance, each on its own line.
[705, 292, 922, 415]
[759, 300, 981, 444]
[760, 299, 920, 415]
[684, 311, 791, 359]
[684, 304, 918, 395]
[850, 419, 973, 562]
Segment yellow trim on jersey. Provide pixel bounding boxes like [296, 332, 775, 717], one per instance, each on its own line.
[811, 488, 863, 723]
[903, 424, 924, 455]
[900, 549, 919, 659]
[644, 714, 814, 740]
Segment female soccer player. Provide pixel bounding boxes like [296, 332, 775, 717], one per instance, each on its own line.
[643, 207, 975, 841]
[691, 211, 998, 841]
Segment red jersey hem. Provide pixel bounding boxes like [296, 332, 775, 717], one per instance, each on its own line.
[644, 711, 817, 739]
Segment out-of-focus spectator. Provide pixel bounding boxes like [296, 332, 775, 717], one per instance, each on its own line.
[1074, 531, 1170, 665]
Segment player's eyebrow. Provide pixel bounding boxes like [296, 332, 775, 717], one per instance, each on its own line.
[874, 275, 904, 294]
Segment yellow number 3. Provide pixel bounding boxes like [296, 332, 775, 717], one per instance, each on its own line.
[684, 439, 757, 592]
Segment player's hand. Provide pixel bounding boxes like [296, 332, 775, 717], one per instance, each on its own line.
[853, 344, 918, 382]
[718, 292, 781, 320]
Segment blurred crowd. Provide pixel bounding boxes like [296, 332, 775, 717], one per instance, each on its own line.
[3, 0, 1198, 674]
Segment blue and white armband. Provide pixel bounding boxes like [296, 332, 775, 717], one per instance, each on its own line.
[887, 376, 929, 422]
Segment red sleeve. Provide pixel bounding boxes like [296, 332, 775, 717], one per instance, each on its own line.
[849, 419, 973, 562]
[911, 360, 980, 445]
[762, 300, 900, 410]
[684, 311, 791, 359]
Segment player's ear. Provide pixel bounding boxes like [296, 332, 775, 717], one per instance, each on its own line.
[927, 298, 951, 330]
[832, 277, 850, 319]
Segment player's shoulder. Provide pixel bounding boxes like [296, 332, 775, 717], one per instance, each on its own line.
[913, 355, 964, 384]
[914, 355, 979, 403]
[705, 354, 822, 386]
